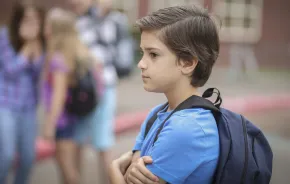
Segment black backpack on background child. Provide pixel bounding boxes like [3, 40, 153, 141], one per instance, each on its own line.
[65, 58, 100, 117]
[145, 88, 273, 184]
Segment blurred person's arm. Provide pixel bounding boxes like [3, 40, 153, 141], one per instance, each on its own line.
[91, 56, 105, 97]
[43, 55, 69, 140]
[0, 28, 33, 76]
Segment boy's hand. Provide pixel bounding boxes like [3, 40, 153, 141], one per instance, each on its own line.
[21, 43, 33, 60]
[114, 152, 134, 175]
[126, 156, 159, 184]
[124, 151, 141, 180]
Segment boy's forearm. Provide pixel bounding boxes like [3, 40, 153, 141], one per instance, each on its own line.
[109, 161, 127, 184]
[124, 151, 141, 179]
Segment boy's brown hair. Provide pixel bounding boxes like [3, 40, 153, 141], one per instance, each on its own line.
[136, 5, 220, 87]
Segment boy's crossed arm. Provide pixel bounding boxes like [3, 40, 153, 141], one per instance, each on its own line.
[124, 151, 166, 184]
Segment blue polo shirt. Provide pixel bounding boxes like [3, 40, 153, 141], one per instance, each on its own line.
[133, 104, 220, 184]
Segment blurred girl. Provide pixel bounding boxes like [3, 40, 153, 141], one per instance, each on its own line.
[0, 2, 45, 184]
[42, 8, 102, 184]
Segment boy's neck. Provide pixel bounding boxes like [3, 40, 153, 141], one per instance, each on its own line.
[165, 85, 199, 111]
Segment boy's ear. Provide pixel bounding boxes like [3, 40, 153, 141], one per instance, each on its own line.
[179, 58, 198, 75]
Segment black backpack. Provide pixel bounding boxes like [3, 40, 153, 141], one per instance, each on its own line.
[145, 88, 273, 184]
[65, 58, 99, 117]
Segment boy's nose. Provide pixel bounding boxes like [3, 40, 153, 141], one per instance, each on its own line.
[137, 58, 147, 70]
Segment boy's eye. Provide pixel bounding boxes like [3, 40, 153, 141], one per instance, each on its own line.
[149, 52, 158, 58]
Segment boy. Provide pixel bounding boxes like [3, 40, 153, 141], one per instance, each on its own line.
[111, 5, 220, 184]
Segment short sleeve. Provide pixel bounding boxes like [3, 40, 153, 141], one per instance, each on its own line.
[50, 53, 69, 73]
[146, 114, 218, 184]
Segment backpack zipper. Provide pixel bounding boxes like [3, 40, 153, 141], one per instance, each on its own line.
[240, 115, 249, 184]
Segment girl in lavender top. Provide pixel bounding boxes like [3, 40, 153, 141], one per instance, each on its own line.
[0, 2, 45, 184]
[42, 8, 103, 184]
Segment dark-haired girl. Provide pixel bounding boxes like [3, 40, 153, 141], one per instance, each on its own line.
[0, 2, 45, 184]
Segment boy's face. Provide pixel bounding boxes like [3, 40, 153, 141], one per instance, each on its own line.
[138, 30, 184, 93]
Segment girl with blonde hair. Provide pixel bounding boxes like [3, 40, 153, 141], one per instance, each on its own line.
[42, 7, 102, 184]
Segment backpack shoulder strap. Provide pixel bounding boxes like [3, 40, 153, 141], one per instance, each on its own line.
[152, 88, 222, 143]
[144, 103, 168, 138]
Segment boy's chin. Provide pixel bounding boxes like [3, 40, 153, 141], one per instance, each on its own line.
[143, 85, 163, 93]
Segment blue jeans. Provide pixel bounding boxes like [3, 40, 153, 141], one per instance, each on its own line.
[0, 108, 37, 184]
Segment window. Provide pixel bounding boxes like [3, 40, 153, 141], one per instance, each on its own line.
[213, 0, 263, 43]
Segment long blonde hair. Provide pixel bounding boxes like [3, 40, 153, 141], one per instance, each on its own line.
[45, 8, 91, 81]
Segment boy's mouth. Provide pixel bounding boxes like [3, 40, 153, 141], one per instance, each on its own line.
[142, 74, 150, 78]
